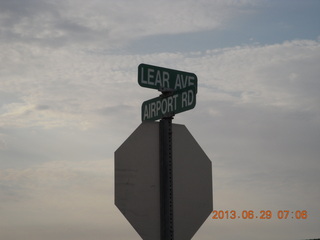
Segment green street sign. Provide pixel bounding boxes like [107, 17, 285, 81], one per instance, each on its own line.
[141, 87, 196, 121]
[138, 63, 198, 93]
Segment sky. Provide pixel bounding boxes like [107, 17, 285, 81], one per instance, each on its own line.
[0, 0, 319, 239]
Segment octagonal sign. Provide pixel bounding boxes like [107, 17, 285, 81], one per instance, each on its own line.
[115, 122, 212, 240]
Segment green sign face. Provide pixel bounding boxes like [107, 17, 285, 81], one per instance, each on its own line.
[138, 63, 198, 92]
[141, 87, 196, 121]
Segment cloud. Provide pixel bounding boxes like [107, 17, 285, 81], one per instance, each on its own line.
[1, 39, 319, 131]
[0, 0, 257, 48]
[0, 159, 127, 240]
[0, 159, 113, 210]
[0, 133, 8, 150]
[192, 40, 320, 113]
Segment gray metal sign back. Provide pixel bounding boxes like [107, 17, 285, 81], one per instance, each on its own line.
[115, 122, 213, 240]
[172, 124, 213, 239]
[115, 122, 160, 239]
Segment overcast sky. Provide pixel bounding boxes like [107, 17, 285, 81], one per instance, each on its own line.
[1, 0, 320, 239]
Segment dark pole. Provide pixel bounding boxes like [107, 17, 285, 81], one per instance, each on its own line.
[160, 93, 174, 240]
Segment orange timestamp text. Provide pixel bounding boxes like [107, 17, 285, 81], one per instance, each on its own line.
[212, 210, 308, 220]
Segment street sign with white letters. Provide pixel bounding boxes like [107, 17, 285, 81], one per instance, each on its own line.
[141, 86, 196, 121]
[138, 63, 198, 92]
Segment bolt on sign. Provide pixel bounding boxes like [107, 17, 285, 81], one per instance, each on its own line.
[138, 63, 198, 92]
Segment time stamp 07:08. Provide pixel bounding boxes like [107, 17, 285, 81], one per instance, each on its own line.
[212, 210, 308, 220]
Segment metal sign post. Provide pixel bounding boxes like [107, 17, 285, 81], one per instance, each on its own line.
[158, 89, 175, 240]
[160, 116, 174, 240]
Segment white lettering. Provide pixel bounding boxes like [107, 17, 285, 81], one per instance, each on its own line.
[188, 89, 194, 106]
[163, 71, 170, 89]
[141, 67, 147, 84]
[172, 95, 178, 110]
[156, 101, 161, 115]
[188, 76, 195, 86]
[181, 91, 187, 107]
[147, 69, 155, 85]
[167, 96, 173, 112]
[143, 104, 149, 120]
[151, 102, 156, 117]
[174, 74, 197, 90]
[161, 99, 167, 113]
[181, 75, 188, 88]
[175, 75, 182, 89]
[155, 71, 162, 87]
